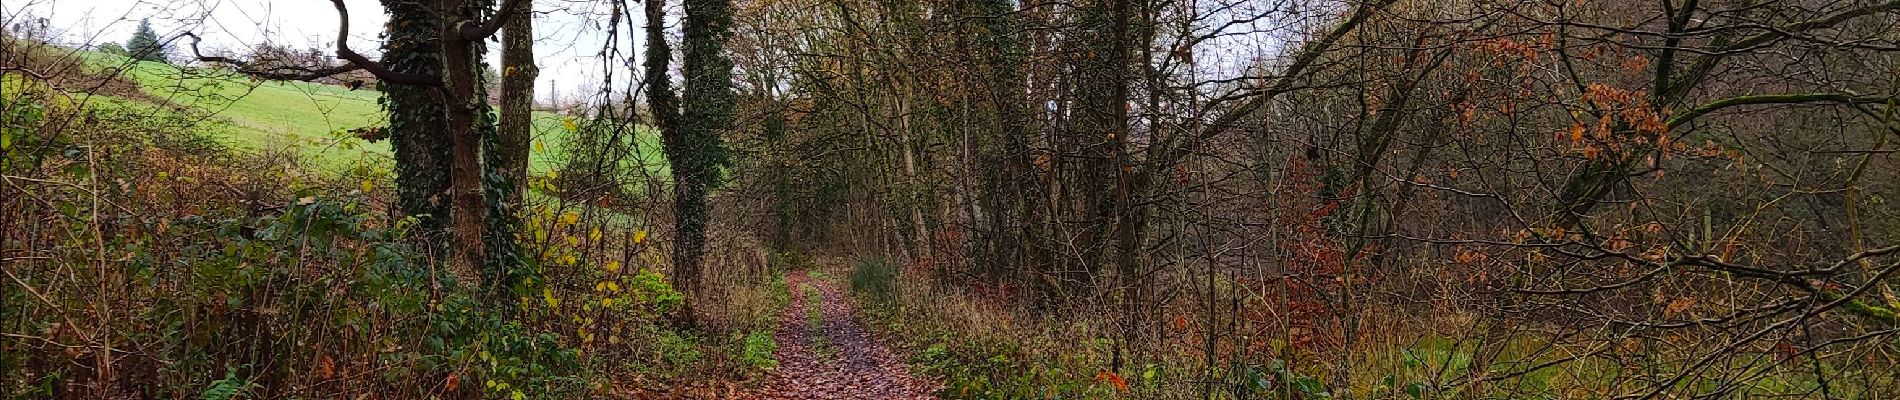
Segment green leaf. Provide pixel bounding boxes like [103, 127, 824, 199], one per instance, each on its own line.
[1292, 375, 1330, 398]
[202, 367, 247, 400]
[1405, 382, 1427, 399]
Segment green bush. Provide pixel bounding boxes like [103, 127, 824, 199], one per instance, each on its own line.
[1, 89, 588, 398]
[654, 328, 705, 378]
[849, 256, 898, 303]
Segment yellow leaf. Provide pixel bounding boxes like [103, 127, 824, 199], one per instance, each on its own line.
[606, 281, 620, 292]
[589, 228, 602, 241]
[604, 261, 622, 273]
[360, 179, 374, 193]
[560, 212, 580, 225]
[542, 288, 559, 308]
[533, 140, 545, 153]
[632, 230, 648, 245]
[563, 117, 578, 132]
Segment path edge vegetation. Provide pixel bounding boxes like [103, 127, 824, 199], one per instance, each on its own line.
[8, 0, 1900, 397]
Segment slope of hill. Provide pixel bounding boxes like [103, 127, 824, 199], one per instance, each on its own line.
[74, 51, 664, 176]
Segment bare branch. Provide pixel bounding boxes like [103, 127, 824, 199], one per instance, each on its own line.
[327, 0, 437, 86]
[183, 32, 366, 82]
[1669, 93, 1899, 128]
[459, 0, 534, 41]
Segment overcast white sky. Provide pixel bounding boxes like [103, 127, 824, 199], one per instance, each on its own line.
[4, 0, 642, 100]
[8, 0, 1317, 108]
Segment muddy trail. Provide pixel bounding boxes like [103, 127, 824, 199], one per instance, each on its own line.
[750, 271, 938, 399]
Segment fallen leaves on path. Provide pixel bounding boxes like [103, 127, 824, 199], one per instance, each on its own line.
[751, 271, 940, 399]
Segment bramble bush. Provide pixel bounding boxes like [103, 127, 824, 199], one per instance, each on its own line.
[0, 68, 715, 398]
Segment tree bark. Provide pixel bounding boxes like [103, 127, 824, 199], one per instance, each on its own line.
[497, 0, 536, 207]
[439, 0, 487, 285]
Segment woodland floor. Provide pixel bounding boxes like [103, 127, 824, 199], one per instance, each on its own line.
[749, 271, 939, 399]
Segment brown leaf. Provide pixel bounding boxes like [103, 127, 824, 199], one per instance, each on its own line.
[315, 353, 335, 380]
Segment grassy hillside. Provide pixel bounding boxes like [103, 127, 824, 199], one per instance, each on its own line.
[6, 49, 747, 399]
[75, 51, 664, 176]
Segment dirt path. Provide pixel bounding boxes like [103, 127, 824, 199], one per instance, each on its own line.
[751, 271, 938, 399]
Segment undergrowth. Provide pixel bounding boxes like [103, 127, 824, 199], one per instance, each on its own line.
[846, 251, 1898, 399]
[0, 60, 775, 398]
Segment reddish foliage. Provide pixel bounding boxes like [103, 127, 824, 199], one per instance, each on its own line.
[1240, 155, 1375, 352]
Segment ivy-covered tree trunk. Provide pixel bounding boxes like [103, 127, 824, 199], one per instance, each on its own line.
[486, 0, 533, 300]
[378, 0, 453, 243]
[1070, 0, 1133, 301]
[644, 0, 681, 139]
[645, 0, 688, 320]
[970, 0, 1037, 293]
[665, 0, 738, 325]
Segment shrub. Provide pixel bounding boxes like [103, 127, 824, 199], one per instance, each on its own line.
[849, 256, 898, 303]
[1, 84, 589, 398]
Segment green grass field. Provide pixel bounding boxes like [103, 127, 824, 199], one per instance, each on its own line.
[72, 51, 664, 177]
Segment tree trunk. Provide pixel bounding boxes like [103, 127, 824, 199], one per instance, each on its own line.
[1071, 0, 1132, 302]
[896, 83, 932, 266]
[643, 0, 696, 324]
[497, 0, 536, 207]
[971, 0, 1036, 294]
[380, 0, 453, 242]
[439, 0, 487, 286]
[655, 0, 736, 326]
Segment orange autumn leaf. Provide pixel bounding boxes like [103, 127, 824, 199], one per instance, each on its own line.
[1095, 370, 1130, 392]
[315, 354, 335, 380]
[1172, 315, 1189, 331]
[1594, 115, 1613, 139]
